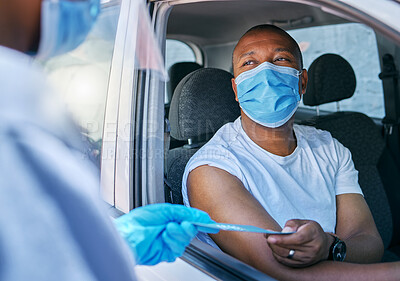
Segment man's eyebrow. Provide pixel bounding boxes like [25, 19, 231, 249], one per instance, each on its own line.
[274, 47, 295, 55]
[238, 51, 255, 60]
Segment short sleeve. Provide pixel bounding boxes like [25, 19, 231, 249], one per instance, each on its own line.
[333, 138, 363, 196]
[181, 145, 242, 251]
[181, 145, 243, 207]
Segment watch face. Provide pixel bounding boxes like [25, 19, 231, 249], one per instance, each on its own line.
[333, 240, 347, 261]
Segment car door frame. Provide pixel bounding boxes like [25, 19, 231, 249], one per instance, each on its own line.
[100, 0, 400, 278]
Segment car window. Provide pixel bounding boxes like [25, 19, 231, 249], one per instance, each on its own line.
[288, 23, 384, 119]
[166, 39, 197, 70]
[165, 39, 198, 104]
[41, 4, 121, 168]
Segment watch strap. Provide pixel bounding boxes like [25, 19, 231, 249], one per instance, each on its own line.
[327, 233, 346, 261]
[328, 234, 340, 261]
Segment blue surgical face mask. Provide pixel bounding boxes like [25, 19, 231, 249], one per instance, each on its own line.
[235, 61, 302, 128]
[36, 0, 100, 59]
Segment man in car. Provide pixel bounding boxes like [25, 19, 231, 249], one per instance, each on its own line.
[182, 24, 400, 280]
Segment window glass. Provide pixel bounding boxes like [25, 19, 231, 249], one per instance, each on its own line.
[165, 39, 197, 104]
[166, 39, 196, 70]
[288, 23, 384, 118]
[41, 4, 121, 167]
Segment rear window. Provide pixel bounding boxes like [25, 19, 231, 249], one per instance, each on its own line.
[165, 39, 198, 104]
[289, 23, 384, 119]
[166, 39, 197, 70]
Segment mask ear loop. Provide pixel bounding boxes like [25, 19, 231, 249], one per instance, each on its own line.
[298, 69, 305, 102]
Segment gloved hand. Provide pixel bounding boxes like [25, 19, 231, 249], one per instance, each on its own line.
[115, 203, 219, 266]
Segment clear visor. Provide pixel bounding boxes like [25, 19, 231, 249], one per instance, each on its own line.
[132, 0, 168, 81]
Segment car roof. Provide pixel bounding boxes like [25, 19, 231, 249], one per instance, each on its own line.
[166, 1, 346, 46]
[152, 0, 400, 47]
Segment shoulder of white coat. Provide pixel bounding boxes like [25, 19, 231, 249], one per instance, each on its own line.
[0, 46, 44, 81]
[0, 46, 48, 106]
[0, 47, 81, 149]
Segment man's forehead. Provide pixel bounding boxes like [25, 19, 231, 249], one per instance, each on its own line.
[234, 33, 296, 61]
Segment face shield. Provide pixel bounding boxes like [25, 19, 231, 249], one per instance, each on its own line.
[37, 0, 167, 80]
[128, 0, 168, 81]
[36, 0, 101, 59]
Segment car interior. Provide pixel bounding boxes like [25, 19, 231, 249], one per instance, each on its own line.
[162, 0, 400, 263]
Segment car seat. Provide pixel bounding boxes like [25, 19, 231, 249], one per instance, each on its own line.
[168, 62, 202, 101]
[165, 68, 240, 204]
[301, 53, 400, 261]
[166, 62, 203, 149]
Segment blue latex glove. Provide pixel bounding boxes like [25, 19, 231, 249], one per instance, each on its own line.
[115, 203, 219, 266]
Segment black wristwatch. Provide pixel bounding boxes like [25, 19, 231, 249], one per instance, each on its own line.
[328, 234, 346, 261]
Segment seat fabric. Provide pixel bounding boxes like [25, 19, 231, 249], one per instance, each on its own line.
[166, 68, 240, 204]
[167, 62, 202, 103]
[304, 54, 356, 106]
[169, 68, 240, 141]
[165, 62, 202, 127]
[165, 147, 199, 204]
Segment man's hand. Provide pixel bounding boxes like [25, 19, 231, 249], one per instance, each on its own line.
[266, 219, 334, 267]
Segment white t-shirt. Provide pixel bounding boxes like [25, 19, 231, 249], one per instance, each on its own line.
[182, 117, 362, 249]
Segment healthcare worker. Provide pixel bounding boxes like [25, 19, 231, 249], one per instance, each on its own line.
[0, 0, 217, 280]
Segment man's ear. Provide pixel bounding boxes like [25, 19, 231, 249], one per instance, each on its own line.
[300, 69, 308, 95]
[231, 78, 239, 102]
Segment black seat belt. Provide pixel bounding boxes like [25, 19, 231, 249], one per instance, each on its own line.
[379, 53, 400, 167]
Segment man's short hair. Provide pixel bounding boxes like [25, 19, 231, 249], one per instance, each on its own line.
[233, 24, 304, 69]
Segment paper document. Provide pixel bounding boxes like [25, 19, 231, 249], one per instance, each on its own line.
[192, 222, 295, 235]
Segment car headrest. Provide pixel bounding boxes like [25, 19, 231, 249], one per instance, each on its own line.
[169, 68, 240, 141]
[303, 54, 356, 107]
[167, 62, 202, 102]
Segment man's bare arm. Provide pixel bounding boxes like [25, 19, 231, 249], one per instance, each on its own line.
[336, 193, 383, 262]
[187, 165, 397, 280]
[187, 165, 289, 274]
